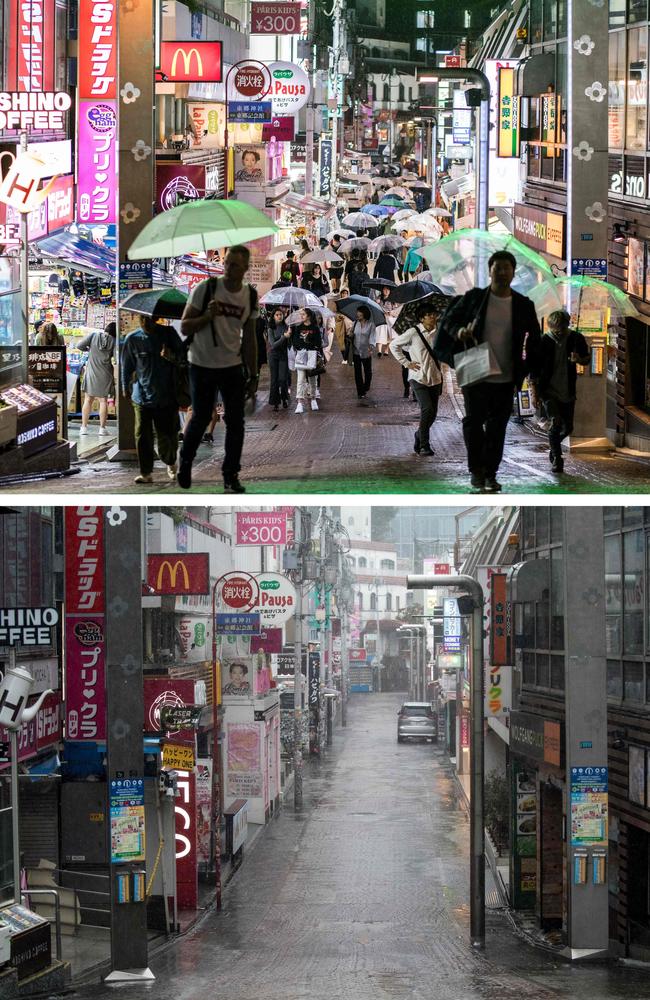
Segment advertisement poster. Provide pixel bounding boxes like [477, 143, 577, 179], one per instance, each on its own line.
[253, 651, 272, 696]
[233, 145, 267, 187]
[176, 616, 209, 663]
[236, 510, 287, 545]
[227, 723, 263, 797]
[187, 102, 225, 148]
[570, 766, 608, 845]
[222, 656, 253, 697]
[110, 779, 145, 863]
[250, 627, 283, 654]
[156, 164, 205, 213]
[511, 765, 537, 905]
[196, 759, 212, 865]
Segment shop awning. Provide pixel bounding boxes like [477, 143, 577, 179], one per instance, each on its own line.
[33, 232, 116, 275]
[272, 191, 337, 218]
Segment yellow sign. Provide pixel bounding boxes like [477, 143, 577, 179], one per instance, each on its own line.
[497, 67, 520, 158]
[156, 559, 190, 591]
[162, 743, 195, 770]
[171, 47, 204, 79]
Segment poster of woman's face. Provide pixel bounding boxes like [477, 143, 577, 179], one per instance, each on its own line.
[222, 657, 252, 697]
[234, 145, 266, 188]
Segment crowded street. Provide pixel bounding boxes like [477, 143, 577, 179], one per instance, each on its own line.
[67, 694, 650, 1000]
[5, 356, 650, 494]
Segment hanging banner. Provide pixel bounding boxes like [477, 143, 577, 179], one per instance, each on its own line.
[6, 0, 56, 93]
[319, 138, 333, 199]
[77, 101, 117, 225]
[489, 572, 510, 665]
[226, 723, 263, 797]
[175, 770, 198, 908]
[497, 67, 521, 158]
[251, 1, 301, 34]
[78, 0, 118, 100]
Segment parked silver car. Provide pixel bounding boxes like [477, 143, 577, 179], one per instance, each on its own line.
[397, 702, 436, 743]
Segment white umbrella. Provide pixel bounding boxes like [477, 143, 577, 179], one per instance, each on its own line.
[286, 306, 335, 324]
[341, 211, 379, 229]
[267, 243, 300, 258]
[392, 208, 418, 222]
[425, 207, 452, 218]
[326, 228, 355, 240]
[300, 248, 344, 264]
[338, 237, 372, 254]
[401, 171, 419, 181]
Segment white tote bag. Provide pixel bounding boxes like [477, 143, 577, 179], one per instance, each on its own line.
[295, 349, 318, 371]
[455, 340, 501, 388]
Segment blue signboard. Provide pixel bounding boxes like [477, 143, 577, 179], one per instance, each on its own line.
[228, 101, 272, 123]
[216, 612, 261, 635]
[119, 261, 152, 293]
[571, 258, 607, 279]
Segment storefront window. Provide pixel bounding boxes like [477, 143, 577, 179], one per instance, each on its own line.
[550, 655, 565, 690]
[624, 660, 644, 700]
[536, 595, 550, 650]
[531, 0, 543, 44]
[522, 508, 536, 549]
[623, 529, 644, 653]
[536, 653, 550, 687]
[557, 0, 566, 36]
[550, 552, 564, 649]
[536, 508, 550, 547]
[610, 0, 626, 26]
[608, 659, 623, 698]
[550, 507, 563, 544]
[543, 0, 557, 39]
[626, 27, 647, 151]
[628, 238, 646, 298]
[605, 533, 622, 656]
[628, 0, 648, 23]
[523, 651, 536, 686]
[609, 31, 626, 149]
[522, 602, 535, 647]
[604, 508, 622, 531]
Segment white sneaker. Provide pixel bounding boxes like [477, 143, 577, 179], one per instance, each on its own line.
[315, 388, 321, 398]
[98, 426, 109, 437]
[167, 464, 177, 480]
[134, 473, 153, 484]
[79, 425, 89, 435]
[311, 399, 319, 411]
[295, 402, 304, 413]
[341, 360, 348, 365]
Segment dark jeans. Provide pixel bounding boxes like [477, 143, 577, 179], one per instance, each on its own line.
[402, 365, 410, 394]
[547, 398, 575, 457]
[180, 364, 245, 478]
[461, 381, 514, 478]
[353, 354, 372, 397]
[133, 403, 179, 475]
[410, 380, 441, 450]
[268, 351, 289, 405]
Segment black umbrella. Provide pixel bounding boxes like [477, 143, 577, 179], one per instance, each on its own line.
[121, 287, 189, 319]
[388, 279, 442, 303]
[362, 278, 397, 290]
[393, 292, 451, 336]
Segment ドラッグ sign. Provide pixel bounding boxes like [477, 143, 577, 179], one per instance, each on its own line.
[267, 61, 310, 116]
[256, 573, 296, 626]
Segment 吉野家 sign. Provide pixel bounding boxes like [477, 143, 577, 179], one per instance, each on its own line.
[497, 67, 520, 158]
[236, 511, 287, 545]
[251, 1, 301, 34]
[489, 572, 509, 666]
[0, 92, 72, 131]
[159, 41, 223, 83]
[162, 742, 195, 771]
[147, 553, 210, 595]
[0, 607, 59, 646]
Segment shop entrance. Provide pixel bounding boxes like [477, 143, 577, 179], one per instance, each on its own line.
[627, 824, 650, 952]
[539, 783, 563, 929]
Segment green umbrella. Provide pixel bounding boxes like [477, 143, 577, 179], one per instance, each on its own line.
[121, 287, 189, 320]
[414, 229, 559, 300]
[529, 274, 639, 326]
[379, 195, 408, 208]
[127, 198, 279, 260]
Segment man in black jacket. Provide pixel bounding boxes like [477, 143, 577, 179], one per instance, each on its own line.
[530, 309, 590, 474]
[434, 250, 542, 492]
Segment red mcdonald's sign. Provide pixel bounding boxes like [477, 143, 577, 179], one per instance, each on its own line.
[159, 42, 223, 83]
[147, 553, 210, 595]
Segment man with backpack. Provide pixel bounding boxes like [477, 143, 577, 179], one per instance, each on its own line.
[390, 302, 443, 456]
[279, 250, 300, 286]
[177, 245, 258, 493]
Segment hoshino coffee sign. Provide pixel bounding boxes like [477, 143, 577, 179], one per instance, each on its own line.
[0, 607, 60, 646]
[0, 92, 72, 130]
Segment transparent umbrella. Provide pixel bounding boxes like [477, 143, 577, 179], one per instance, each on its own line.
[414, 229, 561, 299]
[391, 209, 419, 222]
[369, 235, 407, 253]
[267, 243, 300, 258]
[260, 287, 325, 309]
[300, 248, 344, 264]
[341, 212, 379, 229]
[338, 237, 372, 254]
[528, 274, 639, 326]
[326, 228, 356, 240]
[286, 305, 335, 324]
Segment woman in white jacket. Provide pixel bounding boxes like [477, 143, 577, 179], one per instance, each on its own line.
[390, 302, 443, 456]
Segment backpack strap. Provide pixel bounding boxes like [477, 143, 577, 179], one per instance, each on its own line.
[416, 327, 441, 370]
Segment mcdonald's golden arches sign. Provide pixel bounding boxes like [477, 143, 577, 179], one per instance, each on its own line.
[147, 554, 210, 595]
[159, 42, 223, 83]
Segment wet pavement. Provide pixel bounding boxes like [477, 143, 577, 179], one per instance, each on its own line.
[71, 694, 650, 1000]
[5, 354, 650, 494]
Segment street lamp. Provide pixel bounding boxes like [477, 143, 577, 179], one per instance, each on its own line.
[407, 572, 485, 950]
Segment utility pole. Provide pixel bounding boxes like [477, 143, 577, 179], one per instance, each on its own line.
[341, 601, 348, 727]
[304, 0, 316, 197]
[330, 0, 344, 194]
[408, 573, 485, 950]
[293, 508, 304, 809]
